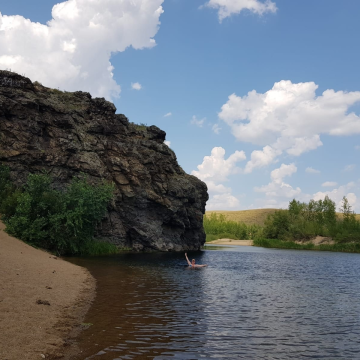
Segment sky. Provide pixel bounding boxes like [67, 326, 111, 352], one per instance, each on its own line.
[1, 0, 360, 212]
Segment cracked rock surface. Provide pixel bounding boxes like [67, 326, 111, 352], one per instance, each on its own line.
[0, 71, 208, 251]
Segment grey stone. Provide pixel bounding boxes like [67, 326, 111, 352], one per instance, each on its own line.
[0, 71, 208, 251]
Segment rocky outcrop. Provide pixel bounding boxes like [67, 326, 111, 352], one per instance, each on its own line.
[0, 71, 208, 251]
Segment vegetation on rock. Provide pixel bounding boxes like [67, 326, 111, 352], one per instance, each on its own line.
[0, 71, 208, 251]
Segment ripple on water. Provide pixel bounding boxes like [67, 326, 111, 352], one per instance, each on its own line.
[68, 247, 360, 360]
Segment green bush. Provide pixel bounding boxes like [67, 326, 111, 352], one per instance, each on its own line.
[262, 196, 360, 244]
[2, 168, 115, 255]
[204, 213, 262, 241]
[0, 165, 18, 216]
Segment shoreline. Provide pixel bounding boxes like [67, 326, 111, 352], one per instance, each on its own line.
[207, 239, 254, 246]
[0, 221, 96, 360]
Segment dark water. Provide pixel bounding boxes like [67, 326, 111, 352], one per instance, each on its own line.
[68, 246, 360, 359]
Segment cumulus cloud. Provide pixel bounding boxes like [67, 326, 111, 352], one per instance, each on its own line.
[192, 147, 246, 210]
[244, 145, 280, 173]
[206, 193, 240, 210]
[131, 82, 142, 90]
[191, 115, 206, 128]
[0, 0, 164, 99]
[205, 180, 240, 210]
[164, 112, 172, 117]
[192, 147, 246, 183]
[255, 163, 301, 200]
[204, 0, 277, 22]
[219, 80, 360, 172]
[313, 182, 358, 211]
[164, 140, 171, 147]
[322, 181, 337, 187]
[306, 167, 320, 174]
[212, 124, 222, 134]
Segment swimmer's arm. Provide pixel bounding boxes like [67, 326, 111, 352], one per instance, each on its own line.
[185, 253, 192, 266]
[194, 264, 208, 267]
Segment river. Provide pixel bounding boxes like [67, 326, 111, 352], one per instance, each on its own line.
[68, 245, 360, 359]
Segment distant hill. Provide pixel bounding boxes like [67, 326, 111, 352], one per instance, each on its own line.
[206, 209, 278, 226]
[206, 209, 360, 227]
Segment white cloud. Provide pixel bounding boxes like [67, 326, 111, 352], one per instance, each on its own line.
[244, 145, 280, 173]
[355, 145, 360, 150]
[206, 193, 240, 210]
[343, 164, 356, 172]
[219, 80, 360, 172]
[322, 181, 337, 187]
[306, 167, 320, 174]
[0, 0, 164, 99]
[131, 82, 142, 90]
[191, 115, 206, 128]
[164, 140, 171, 147]
[205, 181, 241, 210]
[313, 182, 358, 211]
[206, 181, 232, 194]
[204, 0, 277, 22]
[164, 112, 172, 117]
[212, 124, 222, 134]
[192, 147, 246, 210]
[255, 163, 301, 200]
[192, 147, 246, 183]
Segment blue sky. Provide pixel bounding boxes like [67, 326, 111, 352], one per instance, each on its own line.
[1, 0, 360, 211]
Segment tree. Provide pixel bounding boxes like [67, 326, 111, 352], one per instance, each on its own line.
[340, 196, 355, 225]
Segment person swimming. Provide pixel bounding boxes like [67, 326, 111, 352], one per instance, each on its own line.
[185, 253, 207, 268]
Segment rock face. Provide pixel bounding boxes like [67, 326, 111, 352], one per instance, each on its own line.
[0, 71, 208, 251]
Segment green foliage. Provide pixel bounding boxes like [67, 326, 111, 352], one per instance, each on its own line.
[0, 165, 20, 218]
[80, 240, 119, 256]
[2, 168, 115, 255]
[263, 196, 340, 241]
[204, 213, 262, 241]
[131, 122, 148, 131]
[333, 198, 360, 242]
[261, 195, 360, 245]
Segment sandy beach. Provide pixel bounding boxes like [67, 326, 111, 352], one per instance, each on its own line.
[207, 239, 254, 246]
[0, 221, 96, 360]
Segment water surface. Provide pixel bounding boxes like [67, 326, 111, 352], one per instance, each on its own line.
[69, 246, 360, 359]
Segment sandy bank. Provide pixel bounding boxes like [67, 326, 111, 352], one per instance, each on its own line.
[0, 221, 96, 360]
[207, 239, 254, 246]
[295, 236, 335, 246]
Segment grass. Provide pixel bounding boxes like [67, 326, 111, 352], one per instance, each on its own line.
[80, 240, 119, 256]
[206, 209, 278, 226]
[203, 213, 263, 242]
[253, 238, 360, 253]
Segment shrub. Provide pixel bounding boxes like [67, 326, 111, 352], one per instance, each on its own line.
[204, 213, 262, 241]
[3, 171, 115, 255]
[262, 196, 360, 243]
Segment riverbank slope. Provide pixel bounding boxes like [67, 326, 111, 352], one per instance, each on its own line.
[207, 239, 253, 246]
[0, 222, 96, 360]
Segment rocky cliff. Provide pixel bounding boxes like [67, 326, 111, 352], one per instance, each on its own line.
[0, 71, 208, 251]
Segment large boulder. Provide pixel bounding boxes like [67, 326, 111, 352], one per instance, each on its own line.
[0, 71, 208, 251]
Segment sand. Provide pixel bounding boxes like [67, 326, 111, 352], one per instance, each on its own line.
[0, 221, 96, 360]
[207, 239, 254, 246]
[295, 236, 335, 246]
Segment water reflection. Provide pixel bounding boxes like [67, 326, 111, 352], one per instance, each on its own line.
[69, 248, 360, 359]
